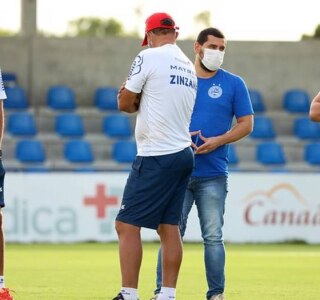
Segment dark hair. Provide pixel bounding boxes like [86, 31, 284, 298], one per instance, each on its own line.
[196, 27, 225, 45]
[151, 28, 175, 36]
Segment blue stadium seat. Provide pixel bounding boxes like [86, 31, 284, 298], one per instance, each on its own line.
[94, 86, 118, 110]
[256, 142, 286, 165]
[304, 143, 320, 165]
[250, 115, 276, 139]
[55, 113, 85, 137]
[47, 85, 76, 110]
[228, 144, 239, 164]
[7, 112, 37, 136]
[293, 117, 320, 140]
[248, 89, 265, 113]
[16, 140, 46, 163]
[4, 86, 28, 109]
[112, 140, 137, 163]
[102, 114, 132, 138]
[283, 89, 310, 113]
[1, 72, 17, 87]
[64, 140, 94, 163]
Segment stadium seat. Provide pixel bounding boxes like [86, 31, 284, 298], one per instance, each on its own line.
[293, 117, 320, 140]
[248, 88, 266, 113]
[256, 142, 286, 165]
[47, 85, 76, 110]
[304, 143, 320, 165]
[250, 115, 276, 139]
[228, 144, 239, 164]
[94, 86, 118, 110]
[283, 88, 310, 113]
[55, 113, 85, 137]
[112, 140, 137, 163]
[16, 140, 46, 163]
[7, 112, 37, 136]
[1, 72, 17, 87]
[64, 140, 94, 163]
[4, 86, 28, 109]
[102, 114, 132, 138]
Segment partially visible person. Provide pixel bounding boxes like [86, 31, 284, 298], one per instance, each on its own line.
[112, 12, 197, 300]
[309, 91, 320, 122]
[0, 69, 14, 300]
[152, 27, 254, 300]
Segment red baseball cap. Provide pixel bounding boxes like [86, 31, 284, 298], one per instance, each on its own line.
[141, 12, 179, 46]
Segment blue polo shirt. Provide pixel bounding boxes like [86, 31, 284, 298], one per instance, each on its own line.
[190, 68, 253, 177]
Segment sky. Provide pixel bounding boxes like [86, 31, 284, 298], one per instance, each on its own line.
[0, 0, 320, 41]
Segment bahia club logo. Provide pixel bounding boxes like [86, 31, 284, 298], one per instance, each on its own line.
[208, 84, 222, 99]
[242, 183, 320, 226]
[5, 183, 121, 238]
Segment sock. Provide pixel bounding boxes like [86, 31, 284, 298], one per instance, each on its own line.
[0, 276, 4, 288]
[120, 287, 138, 300]
[158, 287, 176, 300]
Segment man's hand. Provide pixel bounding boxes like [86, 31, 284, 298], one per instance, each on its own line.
[190, 130, 201, 151]
[195, 132, 222, 154]
[134, 92, 142, 110]
[118, 80, 142, 113]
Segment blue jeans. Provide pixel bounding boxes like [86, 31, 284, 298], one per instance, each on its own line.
[155, 176, 228, 299]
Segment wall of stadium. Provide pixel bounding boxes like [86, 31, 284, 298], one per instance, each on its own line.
[0, 37, 320, 109]
[4, 172, 320, 244]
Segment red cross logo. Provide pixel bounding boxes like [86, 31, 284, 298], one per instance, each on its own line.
[84, 184, 118, 219]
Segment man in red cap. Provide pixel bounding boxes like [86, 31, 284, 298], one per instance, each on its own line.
[140, 12, 179, 47]
[113, 12, 197, 300]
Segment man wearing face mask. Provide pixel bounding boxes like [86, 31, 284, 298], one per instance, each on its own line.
[151, 28, 254, 300]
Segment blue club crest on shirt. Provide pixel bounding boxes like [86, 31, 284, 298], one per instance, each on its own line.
[208, 85, 223, 99]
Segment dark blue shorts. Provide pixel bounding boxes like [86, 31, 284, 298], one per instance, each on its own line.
[0, 160, 5, 208]
[116, 147, 194, 229]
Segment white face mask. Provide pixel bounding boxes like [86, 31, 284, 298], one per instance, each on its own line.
[201, 48, 225, 71]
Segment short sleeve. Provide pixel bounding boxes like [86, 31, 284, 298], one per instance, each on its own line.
[125, 52, 149, 94]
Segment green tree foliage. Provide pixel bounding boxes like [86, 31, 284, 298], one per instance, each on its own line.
[194, 11, 211, 28]
[67, 17, 124, 37]
[301, 24, 320, 40]
[0, 28, 16, 37]
[187, 10, 212, 39]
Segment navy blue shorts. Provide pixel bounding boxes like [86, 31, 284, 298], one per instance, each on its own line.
[0, 160, 5, 208]
[116, 147, 194, 229]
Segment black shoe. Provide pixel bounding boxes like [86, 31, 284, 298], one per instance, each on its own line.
[112, 293, 125, 300]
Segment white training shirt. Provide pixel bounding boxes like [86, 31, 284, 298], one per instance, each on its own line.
[125, 44, 197, 156]
[0, 69, 7, 100]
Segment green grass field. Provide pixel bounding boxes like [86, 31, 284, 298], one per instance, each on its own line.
[5, 242, 320, 299]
